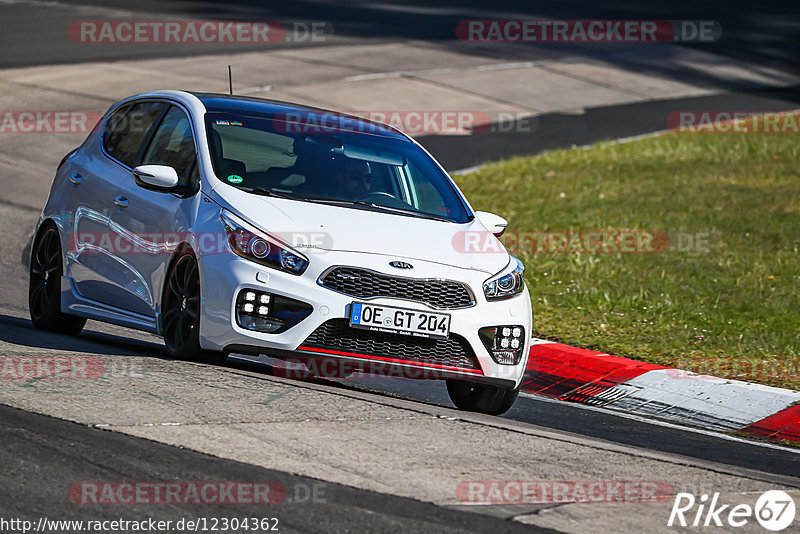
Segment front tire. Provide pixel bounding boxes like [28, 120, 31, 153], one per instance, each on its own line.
[446, 380, 520, 416]
[162, 248, 226, 364]
[28, 224, 86, 335]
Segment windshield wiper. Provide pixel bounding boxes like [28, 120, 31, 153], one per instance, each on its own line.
[246, 187, 300, 200]
[243, 189, 452, 222]
[351, 201, 452, 222]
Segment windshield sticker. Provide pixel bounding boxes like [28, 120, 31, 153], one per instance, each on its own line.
[215, 120, 243, 126]
[227, 174, 243, 184]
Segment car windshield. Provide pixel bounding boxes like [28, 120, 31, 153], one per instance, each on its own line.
[205, 111, 472, 223]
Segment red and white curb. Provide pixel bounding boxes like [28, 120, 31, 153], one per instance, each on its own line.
[523, 340, 800, 444]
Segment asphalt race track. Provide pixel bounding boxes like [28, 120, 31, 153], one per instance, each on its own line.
[1, 0, 797, 69]
[1, 403, 554, 533]
[1, 1, 800, 532]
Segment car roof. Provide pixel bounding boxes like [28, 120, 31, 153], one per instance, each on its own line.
[189, 92, 410, 142]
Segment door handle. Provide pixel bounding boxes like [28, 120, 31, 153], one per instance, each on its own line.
[69, 173, 83, 185]
[114, 196, 129, 209]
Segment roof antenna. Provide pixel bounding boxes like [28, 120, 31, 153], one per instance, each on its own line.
[228, 65, 233, 95]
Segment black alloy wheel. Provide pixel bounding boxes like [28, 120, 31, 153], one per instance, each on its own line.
[162, 249, 226, 364]
[29, 224, 86, 335]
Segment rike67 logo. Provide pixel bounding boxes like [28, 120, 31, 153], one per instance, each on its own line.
[668, 490, 796, 531]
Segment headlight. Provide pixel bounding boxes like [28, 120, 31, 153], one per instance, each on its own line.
[483, 255, 525, 301]
[220, 210, 309, 275]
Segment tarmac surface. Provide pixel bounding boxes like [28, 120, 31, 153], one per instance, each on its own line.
[1, 1, 799, 531]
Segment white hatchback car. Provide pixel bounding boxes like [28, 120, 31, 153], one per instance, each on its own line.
[29, 90, 532, 415]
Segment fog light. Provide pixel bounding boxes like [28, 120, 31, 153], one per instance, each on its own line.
[236, 289, 282, 333]
[493, 351, 517, 365]
[478, 325, 526, 365]
[235, 289, 313, 334]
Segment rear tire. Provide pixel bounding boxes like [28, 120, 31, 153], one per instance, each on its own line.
[446, 380, 520, 416]
[28, 224, 86, 335]
[162, 248, 227, 364]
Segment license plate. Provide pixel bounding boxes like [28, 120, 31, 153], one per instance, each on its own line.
[349, 302, 450, 340]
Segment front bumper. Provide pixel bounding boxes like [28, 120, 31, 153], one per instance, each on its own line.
[198, 250, 533, 388]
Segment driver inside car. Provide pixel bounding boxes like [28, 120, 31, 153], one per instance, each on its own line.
[332, 159, 372, 201]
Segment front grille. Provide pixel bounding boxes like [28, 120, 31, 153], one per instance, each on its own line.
[318, 267, 474, 309]
[301, 319, 481, 371]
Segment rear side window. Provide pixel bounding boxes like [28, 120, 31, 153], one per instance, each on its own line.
[103, 102, 165, 167]
[141, 106, 197, 184]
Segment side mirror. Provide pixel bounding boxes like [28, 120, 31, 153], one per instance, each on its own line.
[475, 211, 508, 238]
[133, 165, 179, 192]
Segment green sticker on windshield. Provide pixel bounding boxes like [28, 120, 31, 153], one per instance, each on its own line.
[227, 174, 243, 184]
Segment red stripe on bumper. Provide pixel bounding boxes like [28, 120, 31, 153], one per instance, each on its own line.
[296, 345, 483, 375]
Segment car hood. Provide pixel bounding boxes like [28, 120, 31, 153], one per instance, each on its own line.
[210, 186, 510, 274]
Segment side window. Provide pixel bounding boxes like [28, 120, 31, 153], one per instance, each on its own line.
[401, 162, 448, 214]
[141, 106, 197, 184]
[103, 102, 165, 167]
[186, 162, 200, 195]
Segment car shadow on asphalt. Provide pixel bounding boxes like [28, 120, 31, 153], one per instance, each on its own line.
[0, 313, 167, 359]
[0, 313, 298, 379]
[0, 313, 456, 408]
